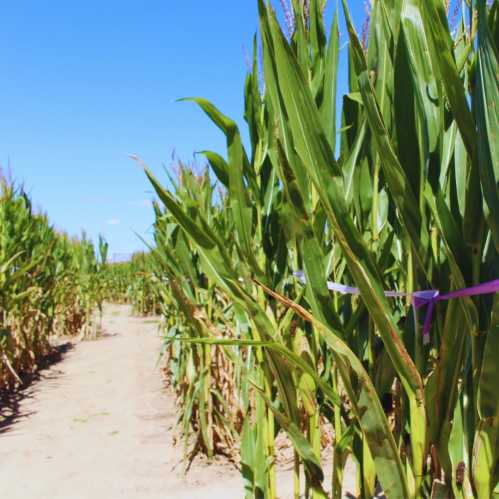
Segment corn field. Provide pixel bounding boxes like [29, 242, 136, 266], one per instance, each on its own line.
[140, 0, 499, 498]
[0, 178, 103, 389]
[99, 252, 161, 315]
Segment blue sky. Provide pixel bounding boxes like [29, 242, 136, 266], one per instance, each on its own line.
[0, 1, 366, 257]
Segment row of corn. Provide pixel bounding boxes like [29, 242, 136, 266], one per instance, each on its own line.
[0, 178, 105, 390]
[139, 0, 498, 497]
[99, 252, 161, 315]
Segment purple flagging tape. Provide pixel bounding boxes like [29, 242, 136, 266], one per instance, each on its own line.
[293, 271, 499, 345]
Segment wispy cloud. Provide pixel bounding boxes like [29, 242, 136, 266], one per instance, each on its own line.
[128, 199, 152, 208]
[107, 218, 121, 225]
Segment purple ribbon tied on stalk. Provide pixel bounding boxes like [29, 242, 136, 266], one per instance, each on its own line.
[293, 271, 499, 345]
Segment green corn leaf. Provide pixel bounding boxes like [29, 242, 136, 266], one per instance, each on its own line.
[251, 381, 327, 496]
[166, 335, 341, 408]
[418, 0, 476, 158]
[342, 0, 429, 274]
[260, 0, 423, 404]
[476, 0, 499, 250]
[473, 294, 499, 499]
[400, 0, 442, 155]
[241, 416, 256, 498]
[319, 9, 339, 151]
[179, 98, 261, 276]
[257, 279, 410, 498]
[196, 150, 229, 188]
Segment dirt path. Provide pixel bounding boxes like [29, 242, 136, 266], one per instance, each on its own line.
[0, 304, 249, 498]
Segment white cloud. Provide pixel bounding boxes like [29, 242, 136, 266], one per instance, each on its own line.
[128, 199, 152, 208]
[107, 218, 121, 225]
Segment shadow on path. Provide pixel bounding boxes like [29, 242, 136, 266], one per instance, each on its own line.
[0, 342, 74, 435]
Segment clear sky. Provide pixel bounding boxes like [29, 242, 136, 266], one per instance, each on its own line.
[0, 1, 366, 258]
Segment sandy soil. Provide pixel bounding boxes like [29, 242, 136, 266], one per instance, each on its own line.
[0, 304, 354, 499]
